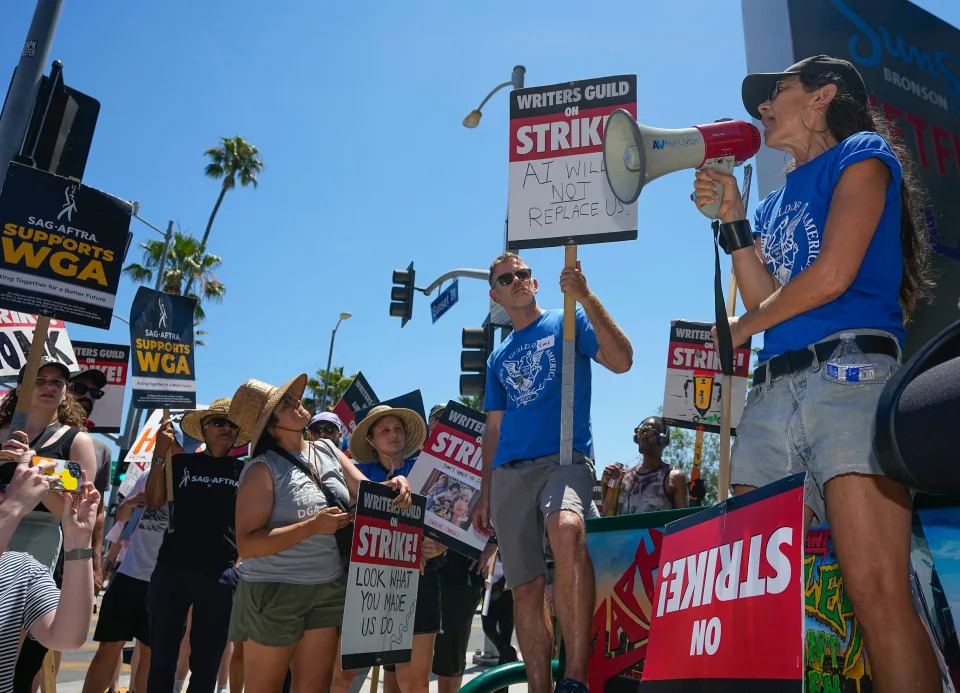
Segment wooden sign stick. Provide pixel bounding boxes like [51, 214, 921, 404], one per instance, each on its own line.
[560, 244, 578, 466]
[8, 316, 52, 438]
[717, 273, 738, 501]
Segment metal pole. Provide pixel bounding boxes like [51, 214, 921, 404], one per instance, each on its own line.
[320, 318, 342, 412]
[0, 0, 64, 190]
[155, 221, 173, 292]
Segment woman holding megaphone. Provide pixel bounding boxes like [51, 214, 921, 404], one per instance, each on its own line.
[692, 55, 937, 689]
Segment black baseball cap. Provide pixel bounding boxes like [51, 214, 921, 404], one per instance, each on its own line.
[17, 357, 71, 384]
[70, 367, 107, 390]
[741, 55, 868, 119]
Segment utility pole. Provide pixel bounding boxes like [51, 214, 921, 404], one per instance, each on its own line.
[0, 0, 64, 191]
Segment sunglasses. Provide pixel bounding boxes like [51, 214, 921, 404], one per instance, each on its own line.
[70, 382, 105, 400]
[310, 422, 341, 435]
[767, 80, 799, 103]
[203, 417, 239, 430]
[635, 426, 660, 438]
[495, 268, 532, 286]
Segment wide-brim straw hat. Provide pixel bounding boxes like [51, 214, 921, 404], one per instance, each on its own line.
[180, 397, 249, 447]
[229, 374, 308, 453]
[349, 405, 426, 463]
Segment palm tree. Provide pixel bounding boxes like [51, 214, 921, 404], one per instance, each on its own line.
[458, 394, 482, 411]
[305, 366, 356, 413]
[200, 135, 264, 253]
[123, 229, 226, 323]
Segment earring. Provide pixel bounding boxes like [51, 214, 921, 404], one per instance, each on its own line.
[800, 105, 828, 134]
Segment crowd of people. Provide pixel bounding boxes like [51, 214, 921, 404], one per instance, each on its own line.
[0, 52, 946, 693]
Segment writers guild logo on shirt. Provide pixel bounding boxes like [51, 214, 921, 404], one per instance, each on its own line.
[763, 200, 820, 287]
[58, 184, 79, 223]
[502, 344, 557, 407]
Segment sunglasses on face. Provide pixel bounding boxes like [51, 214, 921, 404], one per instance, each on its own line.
[203, 417, 239, 430]
[767, 80, 799, 103]
[310, 423, 340, 435]
[35, 376, 66, 389]
[70, 382, 105, 400]
[495, 268, 532, 287]
[635, 427, 660, 438]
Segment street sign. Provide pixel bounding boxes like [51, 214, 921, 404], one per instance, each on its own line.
[430, 279, 459, 324]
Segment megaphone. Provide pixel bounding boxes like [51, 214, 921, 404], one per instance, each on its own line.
[603, 110, 761, 219]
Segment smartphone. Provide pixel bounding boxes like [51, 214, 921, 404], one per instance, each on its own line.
[31, 457, 83, 493]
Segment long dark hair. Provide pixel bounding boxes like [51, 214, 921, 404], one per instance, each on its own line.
[253, 413, 279, 458]
[801, 72, 936, 321]
[0, 389, 87, 431]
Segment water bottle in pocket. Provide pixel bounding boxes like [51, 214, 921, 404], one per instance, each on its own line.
[824, 334, 875, 384]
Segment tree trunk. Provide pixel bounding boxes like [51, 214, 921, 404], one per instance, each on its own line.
[200, 181, 230, 253]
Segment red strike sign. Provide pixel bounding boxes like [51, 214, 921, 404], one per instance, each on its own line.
[641, 477, 804, 688]
[426, 422, 482, 474]
[351, 515, 421, 569]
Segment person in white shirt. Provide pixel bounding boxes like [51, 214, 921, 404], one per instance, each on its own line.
[0, 447, 100, 693]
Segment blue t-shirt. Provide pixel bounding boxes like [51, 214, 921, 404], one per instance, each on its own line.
[754, 131, 905, 363]
[484, 307, 599, 467]
[354, 456, 417, 482]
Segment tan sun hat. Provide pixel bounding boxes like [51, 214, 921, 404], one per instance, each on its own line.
[349, 405, 427, 463]
[229, 374, 308, 453]
[180, 397, 249, 447]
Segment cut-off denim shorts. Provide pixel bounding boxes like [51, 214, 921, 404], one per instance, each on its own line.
[731, 328, 901, 525]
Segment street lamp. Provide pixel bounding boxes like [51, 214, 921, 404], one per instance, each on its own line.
[462, 65, 525, 128]
[320, 312, 352, 412]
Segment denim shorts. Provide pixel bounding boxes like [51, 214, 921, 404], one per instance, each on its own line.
[731, 329, 901, 525]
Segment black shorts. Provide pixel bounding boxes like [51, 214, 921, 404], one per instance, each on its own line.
[432, 582, 484, 677]
[383, 570, 442, 673]
[94, 572, 151, 645]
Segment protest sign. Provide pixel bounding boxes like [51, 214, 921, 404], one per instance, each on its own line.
[662, 320, 752, 434]
[586, 508, 702, 692]
[0, 162, 131, 328]
[119, 407, 198, 495]
[0, 312, 77, 379]
[803, 525, 872, 691]
[355, 390, 425, 429]
[332, 371, 379, 436]
[129, 286, 197, 408]
[507, 75, 637, 249]
[640, 474, 804, 692]
[406, 400, 486, 559]
[70, 340, 128, 433]
[341, 481, 425, 670]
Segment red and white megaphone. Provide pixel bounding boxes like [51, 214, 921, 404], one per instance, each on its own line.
[603, 110, 761, 219]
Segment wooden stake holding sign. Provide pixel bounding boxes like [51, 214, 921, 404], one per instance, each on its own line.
[7, 317, 52, 437]
[717, 274, 739, 500]
[560, 244, 578, 466]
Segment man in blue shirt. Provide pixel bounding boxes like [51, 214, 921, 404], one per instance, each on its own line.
[473, 251, 632, 693]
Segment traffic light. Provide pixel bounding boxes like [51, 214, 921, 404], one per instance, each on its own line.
[111, 458, 128, 487]
[460, 322, 494, 398]
[390, 261, 416, 327]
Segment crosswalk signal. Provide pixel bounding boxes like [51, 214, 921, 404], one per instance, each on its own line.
[390, 262, 416, 327]
[460, 322, 493, 398]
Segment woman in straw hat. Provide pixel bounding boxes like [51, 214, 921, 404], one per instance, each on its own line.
[228, 376, 412, 692]
[332, 405, 446, 693]
[143, 398, 247, 693]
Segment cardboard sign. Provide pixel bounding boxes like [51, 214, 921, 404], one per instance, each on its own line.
[0, 311, 77, 379]
[0, 162, 131, 328]
[332, 371, 379, 436]
[341, 481, 425, 670]
[406, 400, 486, 559]
[662, 320, 752, 434]
[119, 407, 198, 495]
[586, 508, 703, 692]
[640, 474, 804, 692]
[129, 287, 197, 408]
[507, 75, 637, 249]
[70, 340, 129, 433]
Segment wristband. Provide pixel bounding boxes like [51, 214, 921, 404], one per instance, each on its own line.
[718, 219, 755, 254]
[64, 547, 94, 561]
[151, 456, 167, 464]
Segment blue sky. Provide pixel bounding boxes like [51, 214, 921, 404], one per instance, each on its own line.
[2, 0, 958, 468]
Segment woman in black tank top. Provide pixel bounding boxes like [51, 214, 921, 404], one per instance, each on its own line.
[0, 361, 98, 516]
